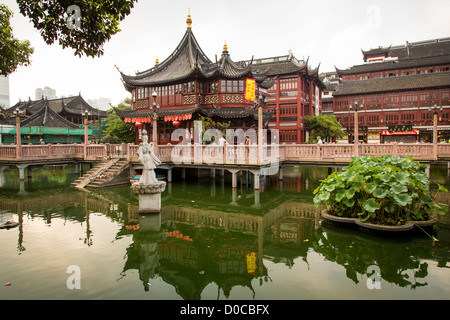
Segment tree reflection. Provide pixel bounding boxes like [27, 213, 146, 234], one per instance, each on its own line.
[310, 224, 448, 289]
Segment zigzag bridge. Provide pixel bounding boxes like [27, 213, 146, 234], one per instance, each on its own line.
[1, 142, 450, 190]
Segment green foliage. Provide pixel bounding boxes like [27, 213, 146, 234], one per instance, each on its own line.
[101, 99, 134, 143]
[0, 4, 34, 76]
[304, 114, 345, 144]
[198, 115, 231, 144]
[17, 0, 137, 58]
[198, 115, 231, 132]
[313, 156, 448, 225]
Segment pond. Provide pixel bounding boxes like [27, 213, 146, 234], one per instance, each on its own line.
[0, 164, 449, 300]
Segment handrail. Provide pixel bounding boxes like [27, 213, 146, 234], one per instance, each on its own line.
[0, 142, 448, 163]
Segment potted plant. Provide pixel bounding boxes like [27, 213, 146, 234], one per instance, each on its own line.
[313, 155, 448, 232]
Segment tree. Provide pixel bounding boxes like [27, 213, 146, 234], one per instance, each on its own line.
[304, 114, 345, 144]
[198, 115, 231, 144]
[102, 98, 134, 143]
[0, 4, 34, 76]
[16, 0, 137, 58]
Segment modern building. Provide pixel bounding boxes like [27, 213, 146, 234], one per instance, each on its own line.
[333, 37, 450, 143]
[35, 86, 57, 100]
[87, 97, 112, 110]
[0, 76, 10, 108]
[116, 12, 324, 145]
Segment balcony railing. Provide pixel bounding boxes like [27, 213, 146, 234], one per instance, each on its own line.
[0, 142, 448, 164]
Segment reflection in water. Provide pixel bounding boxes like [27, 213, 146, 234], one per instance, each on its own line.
[0, 165, 449, 299]
[312, 225, 448, 289]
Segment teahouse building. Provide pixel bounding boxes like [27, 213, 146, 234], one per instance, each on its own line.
[333, 38, 450, 143]
[116, 12, 324, 145]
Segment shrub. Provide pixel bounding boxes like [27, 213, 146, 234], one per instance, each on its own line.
[313, 156, 448, 226]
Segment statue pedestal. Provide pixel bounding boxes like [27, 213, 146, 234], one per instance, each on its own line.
[132, 181, 166, 213]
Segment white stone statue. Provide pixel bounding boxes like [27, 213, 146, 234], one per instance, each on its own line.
[137, 129, 161, 185]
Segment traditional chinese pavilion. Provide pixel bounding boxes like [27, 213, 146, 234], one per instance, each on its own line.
[117, 12, 326, 145]
[117, 12, 311, 145]
[2, 94, 107, 144]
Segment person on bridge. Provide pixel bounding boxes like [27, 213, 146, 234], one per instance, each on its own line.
[219, 135, 227, 146]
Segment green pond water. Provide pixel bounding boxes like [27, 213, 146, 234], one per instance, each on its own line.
[0, 164, 448, 300]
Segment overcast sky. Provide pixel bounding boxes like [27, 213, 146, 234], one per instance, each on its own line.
[4, 0, 450, 108]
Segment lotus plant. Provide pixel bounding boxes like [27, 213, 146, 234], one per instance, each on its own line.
[313, 156, 448, 226]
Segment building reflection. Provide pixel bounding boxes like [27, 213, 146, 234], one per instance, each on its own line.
[0, 166, 448, 298]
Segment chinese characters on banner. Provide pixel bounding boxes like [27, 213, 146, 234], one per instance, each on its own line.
[245, 78, 256, 102]
[315, 86, 320, 115]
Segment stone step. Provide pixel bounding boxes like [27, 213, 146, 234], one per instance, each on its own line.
[80, 158, 130, 189]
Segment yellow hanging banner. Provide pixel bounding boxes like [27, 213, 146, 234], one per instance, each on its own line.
[245, 78, 256, 102]
[246, 252, 256, 274]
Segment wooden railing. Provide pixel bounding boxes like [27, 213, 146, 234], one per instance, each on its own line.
[1, 142, 450, 164]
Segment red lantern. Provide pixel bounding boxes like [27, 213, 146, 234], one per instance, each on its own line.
[135, 122, 143, 128]
[173, 120, 181, 128]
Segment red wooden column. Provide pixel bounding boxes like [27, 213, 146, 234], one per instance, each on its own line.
[433, 112, 438, 160]
[15, 115, 21, 159]
[152, 113, 158, 149]
[258, 107, 263, 164]
[354, 110, 359, 157]
[297, 75, 302, 143]
[84, 117, 88, 159]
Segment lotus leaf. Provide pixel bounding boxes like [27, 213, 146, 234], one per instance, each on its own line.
[313, 155, 447, 226]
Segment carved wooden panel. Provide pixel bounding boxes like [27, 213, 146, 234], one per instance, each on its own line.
[183, 95, 196, 105]
[223, 94, 243, 104]
[204, 94, 219, 104]
[136, 100, 148, 109]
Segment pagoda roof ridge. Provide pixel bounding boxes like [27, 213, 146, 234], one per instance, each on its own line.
[21, 102, 79, 128]
[361, 45, 392, 55]
[335, 53, 450, 76]
[138, 29, 212, 77]
[199, 49, 255, 80]
[119, 29, 213, 88]
[333, 70, 450, 96]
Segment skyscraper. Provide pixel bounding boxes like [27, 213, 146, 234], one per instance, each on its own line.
[0, 76, 10, 108]
[35, 86, 56, 100]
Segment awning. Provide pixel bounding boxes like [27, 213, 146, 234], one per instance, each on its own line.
[381, 130, 419, 136]
[2, 127, 92, 135]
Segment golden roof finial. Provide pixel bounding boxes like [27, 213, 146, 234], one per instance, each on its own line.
[155, 56, 159, 66]
[223, 41, 228, 52]
[186, 8, 192, 29]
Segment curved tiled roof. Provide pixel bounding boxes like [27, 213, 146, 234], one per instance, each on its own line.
[113, 105, 200, 119]
[336, 55, 450, 76]
[118, 29, 212, 88]
[201, 50, 253, 79]
[114, 104, 274, 123]
[337, 38, 450, 76]
[62, 95, 108, 116]
[21, 103, 79, 128]
[201, 105, 275, 123]
[118, 29, 272, 90]
[333, 71, 450, 96]
[8, 95, 107, 117]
